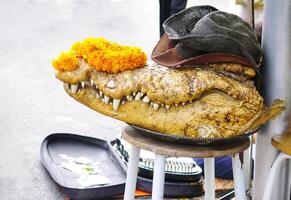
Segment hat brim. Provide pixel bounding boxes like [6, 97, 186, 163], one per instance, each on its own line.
[152, 34, 253, 68]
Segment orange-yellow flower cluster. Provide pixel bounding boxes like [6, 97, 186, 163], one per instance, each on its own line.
[52, 37, 147, 73]
[52, 51, 79, 71]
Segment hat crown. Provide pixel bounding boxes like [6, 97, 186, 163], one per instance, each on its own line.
[163, 5, 218, 38]
[163, 6, 262, 66]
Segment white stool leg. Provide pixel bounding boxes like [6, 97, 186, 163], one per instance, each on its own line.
[263, 152, 291, 200]
[243, 138, 252, 191]
[232, 154, 247, 200]
[152, 154, 166, 200]
[204, 158, 215, 200]
[124, 145, 140, 200]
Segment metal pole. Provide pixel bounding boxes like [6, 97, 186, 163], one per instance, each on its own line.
[263, 153, 291, 200]
[253, 1, 291, 200]
[246, 0, 255, 28]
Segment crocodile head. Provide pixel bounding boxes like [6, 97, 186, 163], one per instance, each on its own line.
[53, 59, 285, 139]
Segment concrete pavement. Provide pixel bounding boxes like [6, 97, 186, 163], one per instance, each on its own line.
[0, 1, 158, 199]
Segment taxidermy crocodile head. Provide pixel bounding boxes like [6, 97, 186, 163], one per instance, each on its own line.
[52, 38, 285, 139]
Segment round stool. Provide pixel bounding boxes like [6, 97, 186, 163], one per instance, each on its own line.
[122, 126, 250, 200]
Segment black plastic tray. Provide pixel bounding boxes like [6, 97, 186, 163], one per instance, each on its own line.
[130, 125, 258, 145]
[40, 133, 127, 200]
[41, 133, 204, 199]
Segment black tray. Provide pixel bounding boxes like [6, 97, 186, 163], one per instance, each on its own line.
[130, 125, 258, 145]
[41, 133, 204, 199]
[40, 133, 127, 200]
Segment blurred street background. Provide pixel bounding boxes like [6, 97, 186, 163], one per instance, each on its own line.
[0, 0, 257, 199]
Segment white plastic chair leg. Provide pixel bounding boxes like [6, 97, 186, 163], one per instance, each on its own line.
[152, 154, 166, 200]
[124, 145, 140, 200]
[263, 152, 291, 200]
[232, 154, 247, 200]
[204, 157, 215, 200]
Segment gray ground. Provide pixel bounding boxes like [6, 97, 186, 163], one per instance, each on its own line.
[0, 1, 229, 199]
[0, 0, 159, 199]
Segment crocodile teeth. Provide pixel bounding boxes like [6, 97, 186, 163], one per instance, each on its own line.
[165, 105, 170, 109]
[81, 82, 86, 88]
[70, 84, 78, 94]
[90, 79, 94, 86]
[96, 93, 100, 99]
[182, 102, 186, 106]
[126, 95, 133, 101]
[132, 92, 136, 96]
[175, 103, 178, 107]
[121, 100, 125, 105]
[113, 99, 121, 111]
[106, 80, 115, 89]
[135, 92, 142, 100]
[142, 96, 150, 103]
[153, 103, 159, 110]
[190, 100, 192, 103]
[104, 95, 110, 104]
[99, 91, 103, 97]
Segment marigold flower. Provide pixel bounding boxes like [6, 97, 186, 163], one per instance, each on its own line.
[52, 51, 78, 71]
[52, 37, 147, 73]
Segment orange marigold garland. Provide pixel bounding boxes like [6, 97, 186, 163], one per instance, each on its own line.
[52, 51, 79, 71]
[52, 37, 147, 73]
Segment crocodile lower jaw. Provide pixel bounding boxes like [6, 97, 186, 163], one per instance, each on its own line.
[63, 81, 259, 138]
[64, 81, 285, 139]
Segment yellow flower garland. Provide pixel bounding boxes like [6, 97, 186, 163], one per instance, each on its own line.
[52, 37, 147, 73]
[52, 51, 79, 71]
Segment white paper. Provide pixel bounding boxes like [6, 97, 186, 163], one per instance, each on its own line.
[77, 174, 111, 187]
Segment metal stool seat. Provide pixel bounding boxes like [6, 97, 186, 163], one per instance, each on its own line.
[122, 126, 250, 200]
